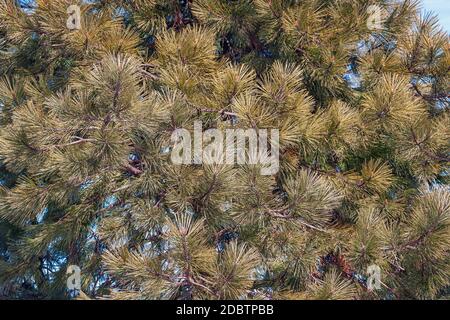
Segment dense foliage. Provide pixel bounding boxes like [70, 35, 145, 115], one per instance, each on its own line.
[0, 0, 449, 299]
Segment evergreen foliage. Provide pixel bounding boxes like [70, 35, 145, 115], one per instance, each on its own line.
[0, 0, 448, 299]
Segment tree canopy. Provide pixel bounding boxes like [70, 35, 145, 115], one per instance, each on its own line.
[0, 0, 449, 300]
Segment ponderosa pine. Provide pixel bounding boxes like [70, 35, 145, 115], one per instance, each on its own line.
[0, 0, 449, 300]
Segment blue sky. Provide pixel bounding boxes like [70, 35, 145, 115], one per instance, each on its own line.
[422, 0, 450, 32]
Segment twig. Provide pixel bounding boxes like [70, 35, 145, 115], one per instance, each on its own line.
[265, 208, 329, 233]
[123, 163, 143, 175]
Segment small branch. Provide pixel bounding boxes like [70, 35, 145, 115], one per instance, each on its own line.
[140, 69, 159, 80]
[123, 163, 143, 176]
[189, 278, 217, 297]
[112, 184, 131, 193]
[199, 108, 238, 117]
[410, 128, 450, 162]
[265, 208, 329, 233]
[51, 137, 96, 149]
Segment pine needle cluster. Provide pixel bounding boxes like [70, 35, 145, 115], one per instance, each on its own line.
[0, 0, 448, 300]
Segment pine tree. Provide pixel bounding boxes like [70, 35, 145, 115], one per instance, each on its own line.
[0, 0, 448, 300]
